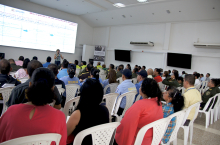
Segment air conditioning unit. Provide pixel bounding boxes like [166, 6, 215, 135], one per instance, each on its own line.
[193, 43, 220, 48]
[130, 41, 154, 46]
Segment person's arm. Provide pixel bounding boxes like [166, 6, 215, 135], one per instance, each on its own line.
[162, 77, 174, 86]
[67, 110, 81, 136]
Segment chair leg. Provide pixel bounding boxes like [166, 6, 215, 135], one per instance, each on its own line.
[214, 108, 218, 122]
[184, 127, 189, 145]
[210, 110, 214, 124]
[189, 125, 193, 145]
[205, 112, 210, 128]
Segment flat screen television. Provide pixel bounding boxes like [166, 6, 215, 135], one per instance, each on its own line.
[115, 49, 131, 62]
[167, 53, 192, 69]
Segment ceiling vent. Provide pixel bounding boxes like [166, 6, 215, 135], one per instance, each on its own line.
[130, 41, 154, 46]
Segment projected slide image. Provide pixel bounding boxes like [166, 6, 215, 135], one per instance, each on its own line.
[0, 4, 78, 53]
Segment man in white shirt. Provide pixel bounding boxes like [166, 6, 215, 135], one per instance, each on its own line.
[194, 73, 201, 89]
[147, 68, 154, 79]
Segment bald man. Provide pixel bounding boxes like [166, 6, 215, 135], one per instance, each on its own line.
[147, 68, 154, 79]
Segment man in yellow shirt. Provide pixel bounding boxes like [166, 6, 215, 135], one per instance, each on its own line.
[96, 62, 102, 69]
[183, 74, 202, 126]
[74, 60, 81, 69]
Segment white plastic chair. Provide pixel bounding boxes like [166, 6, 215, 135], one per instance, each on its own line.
[198, 96, 216, 128]
[134, 118, 170, 145]
[214, 93, 220, 122]
[131, 78, 137, 84]
[135, 94, 142, 102]
[103, 83, 119, 94]
[73, 122, 120, 145]
[0, 133, 61, 145]
[210, 93, 220, 123]
[158, 82, 165, 92]
[56, 84, 62, 88]
[0, 87, 15, 116]
[201, 81, 208, 94]
[161, 110, 186, 145]
[75, 69, 81, 77]
[19, 78, 28, 84]
[65, 84, 80, 104]
[116, 77, 123, 84]
[111, 91, 137, 122]
[180, 101, 202, 145]
[63, 97, 80, 119]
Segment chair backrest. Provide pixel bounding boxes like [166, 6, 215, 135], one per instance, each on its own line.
[200, 96, 215, 112]
[134, 118, 170, 145]
[104, 83, 119, 94]
[56, 84, 62, 88]
[131, 78, 137, 84]
[63, 97, 80, 119]
[0, 133, 61, 145]
[158, 82, 165, 92]
[65, 84, 80, 104]
[135, 94, 142, 102]
[19, 78, 28, 84]
[212, 93, 220, 110]
[103, 93, 119, 120]
[75, 69, 81, 77]
[182, 101, 202, 126]
[0, 87, 15, 115]
[73, 122, 120, 145]
[57, 88, 65, 95]
[203, 81, 208, 89]
[116, 77, 123, 84]
[100, 74, 106, 82]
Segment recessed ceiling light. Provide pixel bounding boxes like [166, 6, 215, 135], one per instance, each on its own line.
[113, 3, 126, 8]
[137, 0, 148, 3]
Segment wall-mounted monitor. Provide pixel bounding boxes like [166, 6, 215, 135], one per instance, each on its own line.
[115, 49, 131, 62]
[167, 52, 192, 69]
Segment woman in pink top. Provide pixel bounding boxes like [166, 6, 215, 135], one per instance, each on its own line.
[14, 58, 30, 79]
[114, 78, 163, 145]
[0, 68, 67, 145]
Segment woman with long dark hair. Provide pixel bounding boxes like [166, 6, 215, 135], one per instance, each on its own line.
[103, 69, 117, 94]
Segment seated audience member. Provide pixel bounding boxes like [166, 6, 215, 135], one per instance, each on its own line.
[138, 66, 141, 72]
[79, 64, 92, 81]
[32, 56, 38, 61]
[134, 70, 147, 101]
[132, 68, 138, 78]
[126, 64, 131, 70]
[162, 70, 180, 87]
[154, 68, 163, 82]
[162, 71, 169, 80]
[147, 68, 154, 79]
[160, 68, 163, 76]
[121, 64, 124, 70]
[57, 59, 69, 79]
[42, 56, 51, 68]
[200, 74, 205, 82]
[183, 74, 201, 126]
[106, 64, 114, 77]
[0, 68, 67, 144]
[135, 65, 138, 69]
[81, 61, 87, 70]
[194, 73, 201, 89]
[74, 60, 81, 69]
[90, 68, 103, 85]
[177, 77, 184, 87]
[102, 64, 107, 71]
[0, 59, 21, 88]
[79, 61, 87, 75]
[103, 70, 117, 94]
[8, 59, 21, 72]
[200, 79, 220, 109]
[114, 78, 163, 145]
[116, 65, 122, 79]
[193, 71, 197, 75]
[142, 66, 146, 70]
[115, 69, 136, 116]
[66, 79, 109, 145]
[96, 62, 102, 69]
[14, 58, 30, 79]
[168, 70, 171, 75]
[162, 87, 184, 144]
[15, 56, 24, 66]
[6, 60, 62, 110]
[205, 73, 211, 82]
[182, 71, 186, 78]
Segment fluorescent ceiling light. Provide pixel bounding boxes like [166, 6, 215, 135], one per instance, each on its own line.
[113, 3, 126, 8]
[137, 0, 148, 2]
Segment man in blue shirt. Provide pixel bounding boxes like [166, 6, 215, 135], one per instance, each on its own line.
[57, 59, 69, 79]
[200, 74, 205, 82]
[43, 56, 51, 68]
[134, 70, 148, 102]
[115, 69, 136, 116]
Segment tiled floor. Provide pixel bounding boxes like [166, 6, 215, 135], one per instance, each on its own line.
[175, 113, 220, 145]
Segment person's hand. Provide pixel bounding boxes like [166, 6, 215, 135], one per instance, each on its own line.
[79, 79, 83, 82]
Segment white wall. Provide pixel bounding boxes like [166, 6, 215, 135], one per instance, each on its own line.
[82, 45, 95, 63]
[0, 0, 93, 63]
[93, 21, 220, 78]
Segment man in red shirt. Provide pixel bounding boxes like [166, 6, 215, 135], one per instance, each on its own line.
[154, 68, 162, 83]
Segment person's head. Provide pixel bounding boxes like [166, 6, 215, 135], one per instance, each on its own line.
[27, 60, 43, 77]
[86, 64, 93, 72]
[140, 78, 162, 105]
[8, 59, 15, 64]
[83, 61, 87, 65]
[74, 60, 78, 65]
[46, 56, 51, 63]
[147, 68, 153, 76]
[68, 63, 76, 78]
[177, 77, 183, 84]
[142, 66, 146, 70]
[61, 59, 69, 68]
[138, 66, 141, 71]
[208, 79, 220, 88]
[200, 74, 204, 78]
[206, 73, 210, 78]
[182, 71, 186, 75]
[184, 74, 195, 89]
[97, 62, 101, 66]
[32, 56, 38, 61]
[91, 68, 100, 80]
[168, 70, 171, 74]
[154, 68, 161, 76]
[126, 65, 131, 70]
[27, 68, 55, 106]
[127, 64, 130, 68]
[102, 64, 106, 68]
[194, 73, 200, 79]
[121, 64, 124, 70]
[56, 49, 60, 54]
[22, 58, 30, 69]
[76, 78, 103, 110]
[0, 59, 11, 75]
[108, 69, 117, 84]
[193, 71, 197, 75]
[171, 70, 179, 80]
[135, 65, 138, 68]
[122, 69, 132, 81]
[89, 60, 94, 66]
[48, 63, 58, 77]
[137, 70, 147, 82]
[133, 68, 138, 74]
[163, 71, 169, 78]
[109, 64, 114, 70]
[163, 86, 184, 112]
[18, 56, 24, 61]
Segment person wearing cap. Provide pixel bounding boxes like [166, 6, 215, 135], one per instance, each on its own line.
[96, 62, 102, 69]
[54, 49, 64, 66]
[115, 69, 137, 116]
[134, 70, 148, 102]
[154, 68, 162, 83]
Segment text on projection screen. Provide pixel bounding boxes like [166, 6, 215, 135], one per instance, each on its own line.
[0, 4, 78, 54]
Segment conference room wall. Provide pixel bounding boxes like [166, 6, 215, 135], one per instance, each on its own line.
[93, 21, 220, 78]
[0, 0, 93, 63]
